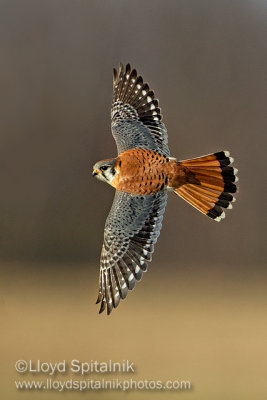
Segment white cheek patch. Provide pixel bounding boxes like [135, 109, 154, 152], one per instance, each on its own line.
[98, 166, 117, 185]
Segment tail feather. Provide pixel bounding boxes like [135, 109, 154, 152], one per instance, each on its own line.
[174, 151, 238, 222]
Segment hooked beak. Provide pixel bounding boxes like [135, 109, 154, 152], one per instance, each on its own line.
[92, 169, 99, 176]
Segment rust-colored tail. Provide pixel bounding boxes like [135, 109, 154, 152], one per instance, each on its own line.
[174, 151, 238, 221]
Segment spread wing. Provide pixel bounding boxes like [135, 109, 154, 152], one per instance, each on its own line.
[96, 190, 168, 314]
[111, 63, 170, 157]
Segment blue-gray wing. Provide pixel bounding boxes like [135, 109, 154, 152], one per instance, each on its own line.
[96, 190, 168, 314]
[111, 63, 170, 157]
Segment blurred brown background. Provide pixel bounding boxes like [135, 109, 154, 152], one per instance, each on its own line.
[1, 1, 266, 399]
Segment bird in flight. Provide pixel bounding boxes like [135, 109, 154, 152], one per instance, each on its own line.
[92, 63, 238, 315]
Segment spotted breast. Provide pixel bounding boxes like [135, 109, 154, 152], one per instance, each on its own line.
[110, 148, 191, 195]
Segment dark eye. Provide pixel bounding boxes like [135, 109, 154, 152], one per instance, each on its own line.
[100, 166, 108, 171]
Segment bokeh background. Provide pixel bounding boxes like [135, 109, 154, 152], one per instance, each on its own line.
[1, 0, 266, 399]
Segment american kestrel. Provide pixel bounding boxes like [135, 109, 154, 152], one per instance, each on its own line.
[92, 63, 238, 315]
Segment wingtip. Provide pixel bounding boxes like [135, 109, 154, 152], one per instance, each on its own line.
[117, 62, 134, 78]
[98, 299, 106, 314]
[113, 68, 118, 83]
[125, 63, 131, 74]
[119, 62, 124, 76]
[96, 292, 101, 304]
[98, 301, 113, 315]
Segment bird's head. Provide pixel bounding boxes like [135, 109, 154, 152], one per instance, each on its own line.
[92, 159, 117, 184]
